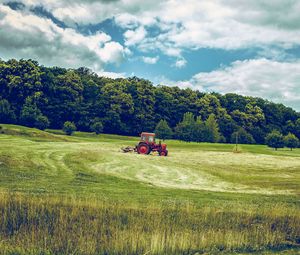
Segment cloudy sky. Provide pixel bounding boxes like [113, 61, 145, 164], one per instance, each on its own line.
[1, 0, 300, 111]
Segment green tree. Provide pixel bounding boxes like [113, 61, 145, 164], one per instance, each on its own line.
[284, 120, 295, 134]
[20, 97, 48, 129]
[217, 111, 237, 142]
[126, 78, 156, 134]
[284, 133, 299, 151]
[35, 115, 49, 130]
[295, 118, 300, 139]
[221, 93, 248, 112]
[250, 126, 266, 144]
[101, 82, 134, 134]
[175, 112, 195, 142]
[153, 87, 174, 126]
[155, 120, 173, 140]
[0, 99, 16, 123]
[218, 135, 226, 143]
[265, 130, 284, 150]
[91, 121, 103, 135]
[197, 94, 223, 120]
[20, 102, 38, 127]
[204, 114, 221, 143]
[231, 104, 265, 132]
[4, 59, 43, 110]
[193, 116, 205, 142]
[63, 121, 76, 136]
[47, 70, 83, 128]
[230, 128, 255, 144]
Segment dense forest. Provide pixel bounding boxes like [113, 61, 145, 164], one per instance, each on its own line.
[0, 58, 300, 145]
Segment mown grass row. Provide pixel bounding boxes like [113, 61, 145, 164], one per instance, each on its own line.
[0, 192, 299, 255]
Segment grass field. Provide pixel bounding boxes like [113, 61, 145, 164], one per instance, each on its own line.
[0, 124, 299, 254]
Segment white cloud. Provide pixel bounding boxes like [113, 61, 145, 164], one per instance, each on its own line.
[96, 70, 126, 79]
[164, 47, 182, 57]
[124, 26, 147, 46]
[114, 13, 139, 29]
[142, 56, 159, 64]
[15, 0, 162, 26]
[115, 12, 156, 29]
[170, 59, 300, 110]
[116, 0, 300, 59]
[174, 58, 187, 68]
[98, 41, 126, 64]
[0, 4, 129, 72]
[11, 0, 300, 58]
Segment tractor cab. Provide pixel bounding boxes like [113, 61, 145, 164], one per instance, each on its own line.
[140, 132, 155, 144]
[136, 132, 168, 156]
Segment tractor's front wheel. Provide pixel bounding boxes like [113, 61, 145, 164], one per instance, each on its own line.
[159, 150, 168, 156]
[137, 143, 150, 155]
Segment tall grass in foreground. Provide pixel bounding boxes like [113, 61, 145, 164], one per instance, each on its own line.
[0, 192, 299, 255]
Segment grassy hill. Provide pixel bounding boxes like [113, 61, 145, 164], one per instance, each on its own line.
[0, 124, 299, 254]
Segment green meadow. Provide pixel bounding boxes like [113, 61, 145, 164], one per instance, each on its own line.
[0, 124, 299, 254]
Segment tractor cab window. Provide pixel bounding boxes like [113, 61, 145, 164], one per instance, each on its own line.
[140, 133, 155, 143]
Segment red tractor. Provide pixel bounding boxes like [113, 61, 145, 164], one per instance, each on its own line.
[136, 132, 168, 156]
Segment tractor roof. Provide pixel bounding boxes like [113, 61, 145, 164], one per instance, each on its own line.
[141, 132, 155, 136]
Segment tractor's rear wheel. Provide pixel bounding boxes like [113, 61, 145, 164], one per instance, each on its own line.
[137, 143, 150, 154]
[159, 150, 168, 156]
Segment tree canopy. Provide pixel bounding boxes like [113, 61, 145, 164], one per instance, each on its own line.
[265, 130, 284, 150]
[284, 133, 299, 150]
[155, 120, 173, 140]
[63, 121, 76, 136]
[0, 58, 299, 146]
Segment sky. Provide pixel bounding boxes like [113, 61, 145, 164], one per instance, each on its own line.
[0, 0, 300, 111]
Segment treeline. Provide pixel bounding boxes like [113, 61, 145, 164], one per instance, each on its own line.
[155, 118, 299, 150]
[0, 58, 300, 145]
